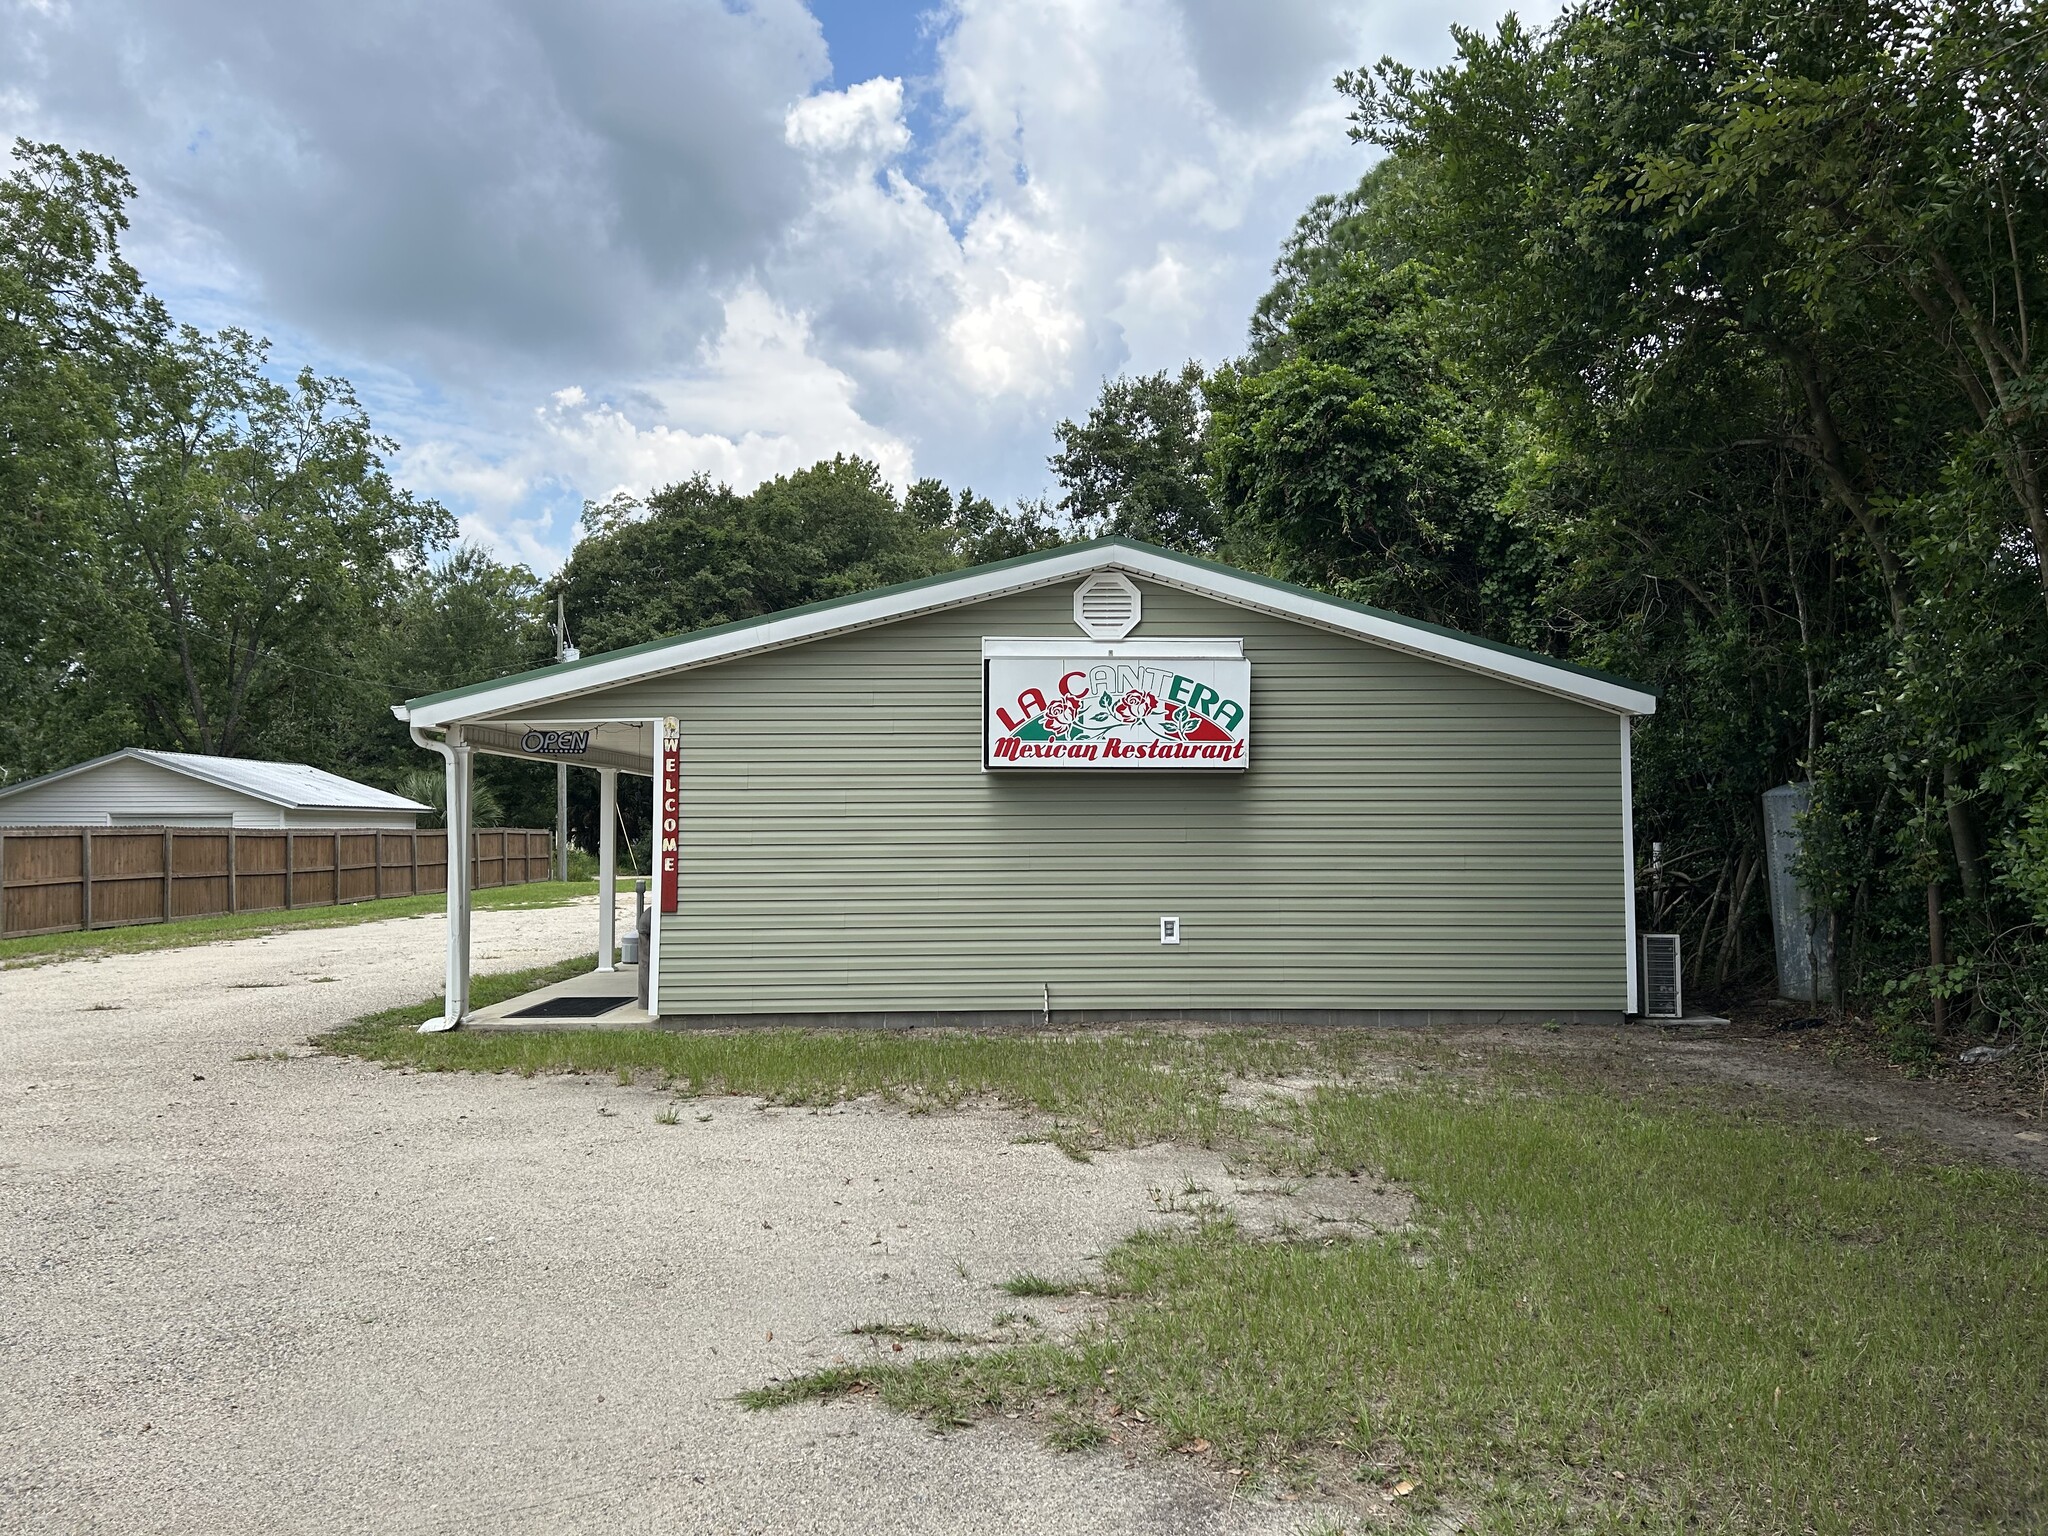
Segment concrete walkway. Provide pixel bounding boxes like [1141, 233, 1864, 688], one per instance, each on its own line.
[0, 901, 1325, 1534]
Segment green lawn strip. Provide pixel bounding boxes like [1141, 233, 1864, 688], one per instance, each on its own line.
[745, 1087, 2048, 1535]
[315, 1016, 1339, 1147]
[0, 880, 600, 968]
[329, 952, 602, 1035]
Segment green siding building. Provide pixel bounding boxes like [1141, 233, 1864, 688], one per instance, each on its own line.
[394, 540, 1655, 1031]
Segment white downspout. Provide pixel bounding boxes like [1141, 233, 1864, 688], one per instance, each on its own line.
[596, 766, 617, 973]
[409, 721, 471, 1032]
[1621, 714, 1639, 1019]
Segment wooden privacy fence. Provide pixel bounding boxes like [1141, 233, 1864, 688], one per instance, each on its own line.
[0, 827, 554, 939]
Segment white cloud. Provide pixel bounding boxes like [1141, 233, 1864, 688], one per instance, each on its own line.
[784, 75, 911, 160]
[1, 0, 1555, 572]
[398, 285, 915, 564]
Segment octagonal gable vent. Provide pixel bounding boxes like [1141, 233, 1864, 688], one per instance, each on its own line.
[1074, 571, 1142, 640]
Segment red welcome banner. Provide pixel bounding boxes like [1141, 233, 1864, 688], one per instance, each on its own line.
[659, 717, 680, 914]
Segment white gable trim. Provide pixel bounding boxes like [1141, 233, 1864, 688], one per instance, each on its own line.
[0, 749, 281, 809]
[0, 750, 142, 803]
[397, 545, 1656, 728]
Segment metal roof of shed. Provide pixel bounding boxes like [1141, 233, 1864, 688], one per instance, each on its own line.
[0, 749, 430, 812]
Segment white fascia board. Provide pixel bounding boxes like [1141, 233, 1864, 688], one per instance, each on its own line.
[399, 543, 1655, 726]
[981, 637, 1244, 660]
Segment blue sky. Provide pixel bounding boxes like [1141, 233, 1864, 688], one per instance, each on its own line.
[2, 0, 1555, 574]
[810, 0, 936, 87]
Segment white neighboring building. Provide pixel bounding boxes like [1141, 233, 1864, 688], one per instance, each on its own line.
[0, 750, 429, 829]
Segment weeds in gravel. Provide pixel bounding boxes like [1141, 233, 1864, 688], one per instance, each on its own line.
[748, 1089, 2048, 1535]
[849, 1321, 978, 1344]
[316, 1013, 1391, 1150]
[1045, 1413, 1108, 1452]
[323, 980, 2048, 1533]
[999, 1273, 1088, 1298]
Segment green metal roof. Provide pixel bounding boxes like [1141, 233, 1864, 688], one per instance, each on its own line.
[399, 536, 1655, 716]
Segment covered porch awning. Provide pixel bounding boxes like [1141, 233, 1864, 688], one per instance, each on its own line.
[457, 719, 656, 777]
[392, 698, 664, 1033]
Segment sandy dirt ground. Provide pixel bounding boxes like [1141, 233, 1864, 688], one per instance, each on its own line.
[1430, 1021, 2048, 1180]
[0, 901, 1340, 1535]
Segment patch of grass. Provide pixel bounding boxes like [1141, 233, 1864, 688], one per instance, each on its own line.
[1045, 1412, 1108, 1452]
[321, 954, 598, 1041]
[312, 1012, 1378, 1147]
[0, 880, 600, 968]
[653, 1103, 680, 1125]
[1013, 1129, 1098, 1163]
[1000, 1273, 1087, 1298]
[739, 1339, 1097, 1433]
[765, 1087, 2048, 1533]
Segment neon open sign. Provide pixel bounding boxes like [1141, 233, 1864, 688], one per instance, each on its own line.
[519, 729, 592, 756]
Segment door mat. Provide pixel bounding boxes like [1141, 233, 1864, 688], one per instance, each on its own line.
[505, 995, 636, 1019]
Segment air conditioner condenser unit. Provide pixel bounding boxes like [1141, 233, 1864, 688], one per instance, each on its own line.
[1638, 934, 1683, 1020]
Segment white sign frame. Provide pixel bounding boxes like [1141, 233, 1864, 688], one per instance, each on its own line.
[982, 638, 1250, 771]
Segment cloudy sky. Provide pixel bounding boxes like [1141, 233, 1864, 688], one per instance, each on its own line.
[3, 0, 1544, 573]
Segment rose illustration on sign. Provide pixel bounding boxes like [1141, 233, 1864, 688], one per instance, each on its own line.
[1040, 697, 1082, 736]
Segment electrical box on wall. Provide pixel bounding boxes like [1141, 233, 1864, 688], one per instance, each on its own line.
[1160, 917, 1180, 944]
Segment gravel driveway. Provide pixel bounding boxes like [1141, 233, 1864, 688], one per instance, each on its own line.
[0, 901, 1326, 1534]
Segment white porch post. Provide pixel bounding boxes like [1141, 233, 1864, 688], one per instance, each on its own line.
[442, 728, 474, 1029]
[454, 733, 473, 1024]
[555, 761, 569, 882]
[596, 766, 618, 972]
[408, 722, 472, 1033]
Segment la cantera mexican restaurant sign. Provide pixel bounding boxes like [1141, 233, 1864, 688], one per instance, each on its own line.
[983, 644, 1251, 769]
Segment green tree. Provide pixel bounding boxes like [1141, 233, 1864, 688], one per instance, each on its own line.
[1337, 0, 2048, 1015]
[396, 766, 505, 830]
[1049, 363, 1219, 552]
[904, 478, 1064, 564]
[558, 458, 1062, 654]
[1208, 259, 1543, 641]
[0, 139, 488, 799]
[0, 140, 148, 776]
[92, 325, 454, 756]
